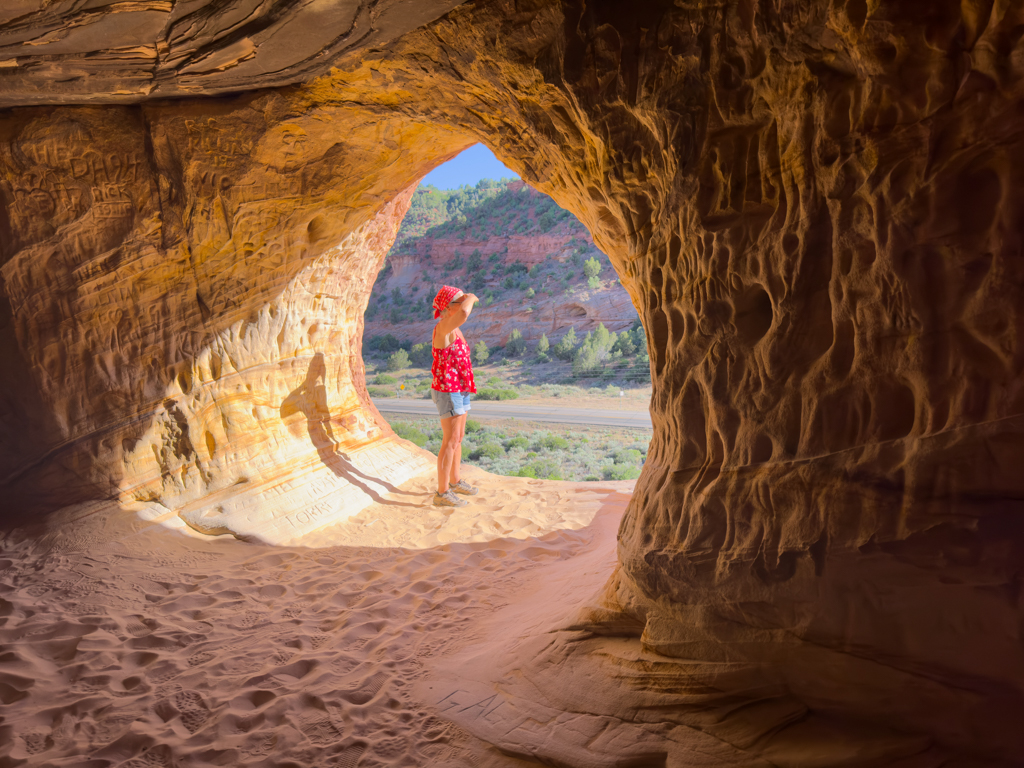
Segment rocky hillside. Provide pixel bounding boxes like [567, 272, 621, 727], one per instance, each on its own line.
[363, 179, 641, 352]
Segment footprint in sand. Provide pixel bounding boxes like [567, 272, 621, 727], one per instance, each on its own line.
[173, 690, 211, 734]
[331, 743, 367, 768]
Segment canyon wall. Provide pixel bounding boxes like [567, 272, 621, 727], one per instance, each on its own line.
[1, 0, 1023, 762]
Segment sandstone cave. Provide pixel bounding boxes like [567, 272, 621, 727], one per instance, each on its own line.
[1, 1, 1023, 766]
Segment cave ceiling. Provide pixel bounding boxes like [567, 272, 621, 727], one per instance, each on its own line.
[0, 0, 470, 106]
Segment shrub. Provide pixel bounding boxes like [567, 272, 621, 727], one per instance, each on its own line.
[372, 374, 397, 385]
[517, 458, 563, 480]
[487, 376, 503, 384]
[583, 256, 601, 278]
[537, 333, 550, 354]
[471, 442, 504, 460]
[505, 435, 529, 450]
[474, 341, 490, 363]
[465, 419, 483, 433]
[386, 349, 411, 371]
[552, 327, 578, 361]
[587, 275, 601, 289]
[535, 351, 550, 364]
[502, 275, 516, 289]
[583, 474, 601, 481]
[536, 434, 570, 451]
[603, 464, 641, 481]
[476, 388, 519, 401]
[393, 423, 428, 447]
[467, 251, 482, 271]
[526, 287, 535, 298]
[505, 329, 527, 358]
[367, 385, 394, 397]
[614, 448, 644, 465]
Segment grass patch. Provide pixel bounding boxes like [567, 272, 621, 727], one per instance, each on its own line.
[381, 416, 650, 482]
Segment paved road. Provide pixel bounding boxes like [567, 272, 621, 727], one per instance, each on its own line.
[372, 398, 653, 429]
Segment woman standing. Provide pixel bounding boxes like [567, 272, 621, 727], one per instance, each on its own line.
[430, 285, 481, 507]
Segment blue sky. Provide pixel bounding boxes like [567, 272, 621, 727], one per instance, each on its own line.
[419, 143, 519, 189]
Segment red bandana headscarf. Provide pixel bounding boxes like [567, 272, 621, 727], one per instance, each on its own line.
[432, 285, 462, 319]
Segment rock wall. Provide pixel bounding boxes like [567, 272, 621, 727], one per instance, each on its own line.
[1, 0, 1024, 762]
[0, 97, 473, 535]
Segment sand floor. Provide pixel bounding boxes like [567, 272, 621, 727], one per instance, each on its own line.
[0, 468, 632, 767]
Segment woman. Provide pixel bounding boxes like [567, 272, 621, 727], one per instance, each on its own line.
[430, 285, 480, 507]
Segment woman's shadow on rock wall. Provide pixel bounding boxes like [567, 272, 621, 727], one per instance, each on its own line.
[280, 353, 418, 506]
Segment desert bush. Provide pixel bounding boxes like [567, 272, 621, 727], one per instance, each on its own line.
[367, 385, 393, 398]
[583, 256, 601, 279]
[502, 275, 516, 289]
[409, 343, 432, 368]
[474, 341, 490, 362]
[536, 434, 570, 451]
[476, 388, 519, 401]
[505, 435, 529, 450]
[526, 287, 535, 298]
[614, 448, 643, 465]
[505, 328, 527, 358]
[467, 251, 482, 271]
[393, 423, 428, 447]
[603, 464, 641, 481]
[471, 442, 505, 460]
[587, 275, 601, 289]
[536, 333, 550, 354]
[372, 374, 397, 385]
[465, 419, 483, 433]
[386, 349, 411, 371]
[517, 458, 563, 480]
[487, 376, 503, 384]
[535, 352, 550, 364]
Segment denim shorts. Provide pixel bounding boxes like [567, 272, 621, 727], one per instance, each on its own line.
[431, 390, 472, 419]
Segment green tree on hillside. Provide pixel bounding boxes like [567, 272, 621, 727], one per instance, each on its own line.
[537, 333, 550, 354]
[505, 329, 527, 357]
[552, 327, 578, 361]
[474, 341, 490, 363]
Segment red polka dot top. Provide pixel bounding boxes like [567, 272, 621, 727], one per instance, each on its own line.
[431, 331, 476, 393]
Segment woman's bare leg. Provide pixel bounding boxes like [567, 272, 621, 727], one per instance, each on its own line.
[449, 413, 467, 486]
[437, 415, 455, 495]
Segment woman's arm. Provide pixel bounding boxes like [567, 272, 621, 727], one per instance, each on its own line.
[435, 293, 478, 337]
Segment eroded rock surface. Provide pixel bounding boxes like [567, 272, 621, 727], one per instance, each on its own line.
[1, 0, 1024, 763]
[0, 0, 468, 105]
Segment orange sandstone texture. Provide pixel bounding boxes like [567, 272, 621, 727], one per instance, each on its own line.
[0, 0, 1023, 764]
